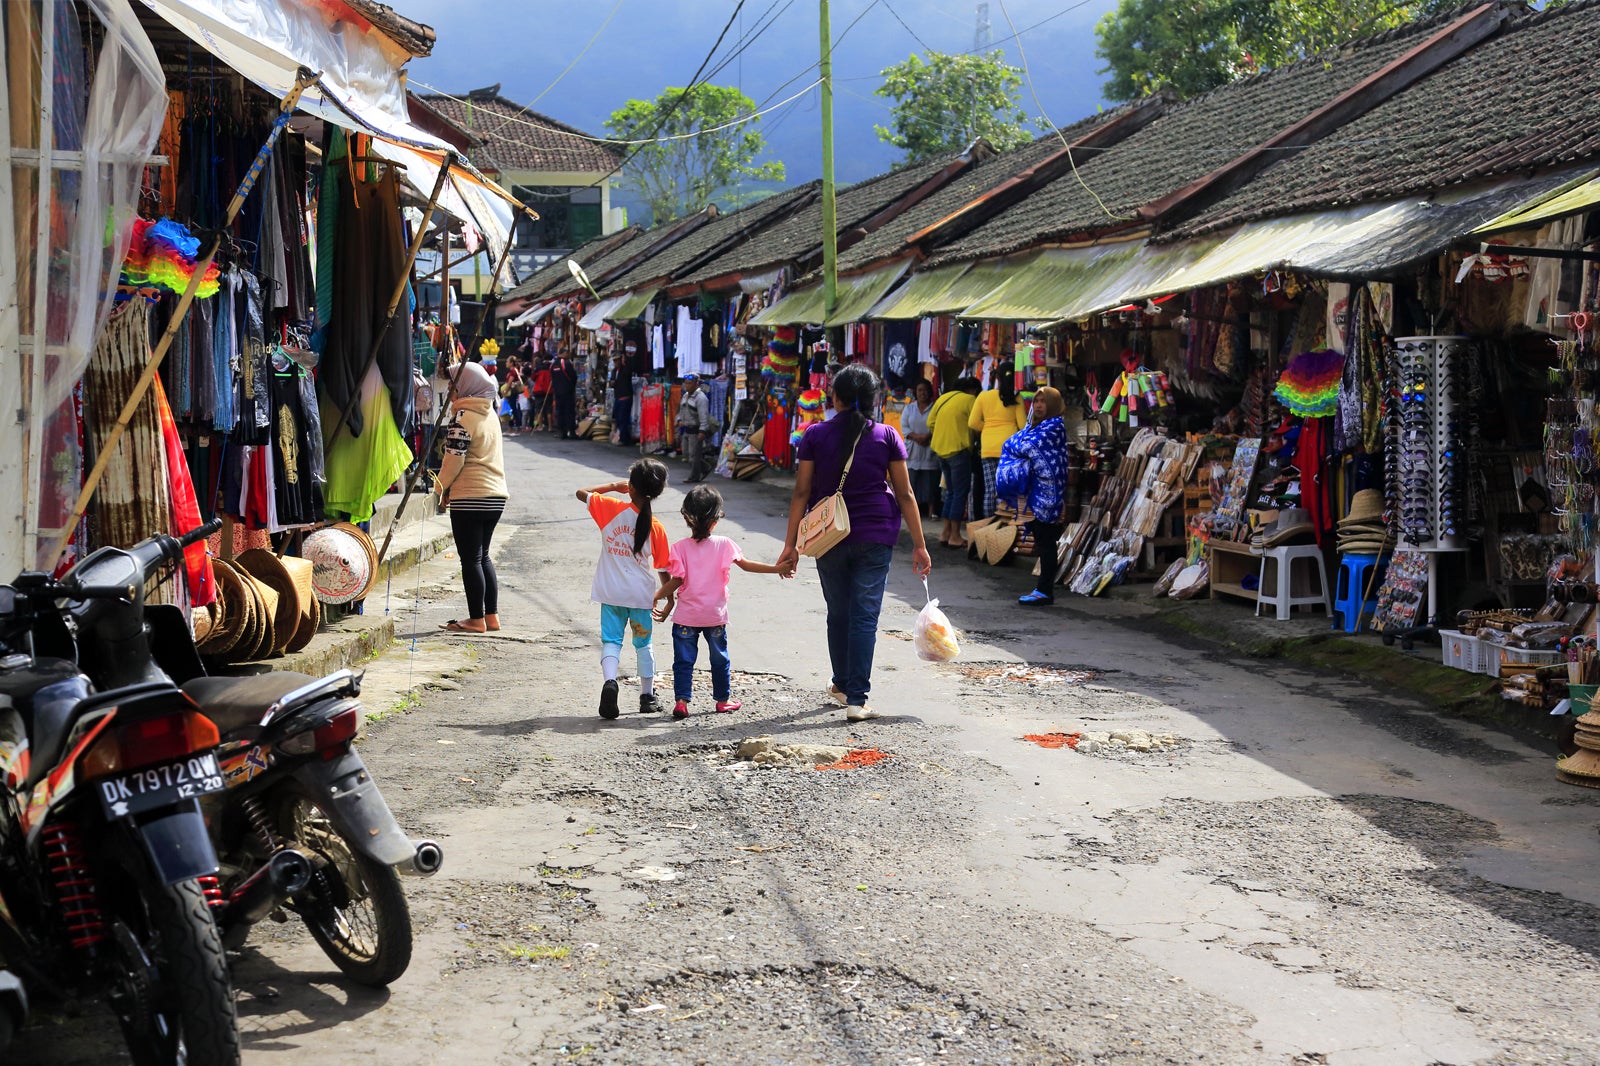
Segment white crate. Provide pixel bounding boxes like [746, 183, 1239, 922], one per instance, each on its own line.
[1485, 644, 1562, 676]
[1439, 630, 1484, 673]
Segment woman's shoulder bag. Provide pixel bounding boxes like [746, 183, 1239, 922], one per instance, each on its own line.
[797, 425, 867, 558]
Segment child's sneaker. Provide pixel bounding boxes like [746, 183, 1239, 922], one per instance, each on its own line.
[714, 700, 741, 713]
[639, 693, 664, 715]
[599, 680, 620, 719]
[672, 700, 690, 719]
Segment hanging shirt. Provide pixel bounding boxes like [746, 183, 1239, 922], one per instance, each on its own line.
[675, 305, 704, 376]
[588, 494, 673, 609]
[651, 324, 667, 370]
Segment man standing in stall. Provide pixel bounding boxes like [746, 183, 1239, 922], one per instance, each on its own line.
[676, 373, 712, 482]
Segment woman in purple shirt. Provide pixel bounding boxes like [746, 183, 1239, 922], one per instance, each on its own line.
[778, 365, 932, 721]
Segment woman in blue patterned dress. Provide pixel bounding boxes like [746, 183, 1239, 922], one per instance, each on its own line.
[996, 387, 1071, 605]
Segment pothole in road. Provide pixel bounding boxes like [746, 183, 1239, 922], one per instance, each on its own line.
[593, 962, 1062, 1062]
[444, 879, 596, 973]
[947, 660, 1105, 688]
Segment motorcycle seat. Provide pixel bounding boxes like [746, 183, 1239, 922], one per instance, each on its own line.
[183, 672, 320, 737]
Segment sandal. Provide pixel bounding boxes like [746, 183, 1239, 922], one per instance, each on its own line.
[439, 619, 488, 633]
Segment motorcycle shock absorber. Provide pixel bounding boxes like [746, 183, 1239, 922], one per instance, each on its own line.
[196, 874, 224, 911]
[242, 794, 283, 851]
[41, 823, 106, 951]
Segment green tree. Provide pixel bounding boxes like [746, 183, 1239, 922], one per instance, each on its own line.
[605, 84, 785, 225]
[1095, 0, 1456, 102]
[874, 50, 1031, 166]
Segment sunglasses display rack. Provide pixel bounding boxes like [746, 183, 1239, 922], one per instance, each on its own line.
[1383, 336, 1473, 637]
[1390, 336, 1471, 553]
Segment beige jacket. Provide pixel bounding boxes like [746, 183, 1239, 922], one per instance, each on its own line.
[437, 397, 508, 503]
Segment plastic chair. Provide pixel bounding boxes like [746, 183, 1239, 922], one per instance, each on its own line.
[1332, 553, 1385, 633]
[1255, 544, 1331, 621]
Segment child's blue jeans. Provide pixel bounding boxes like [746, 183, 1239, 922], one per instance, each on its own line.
[673, 624, 730, 703]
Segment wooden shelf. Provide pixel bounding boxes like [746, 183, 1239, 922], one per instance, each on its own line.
[1211, 580, 1260, 603]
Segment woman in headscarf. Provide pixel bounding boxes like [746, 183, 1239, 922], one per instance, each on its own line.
[437, 360, 509, 633]
[997, 387, 1070, 606]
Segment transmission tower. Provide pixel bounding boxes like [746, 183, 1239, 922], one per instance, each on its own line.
[974, 2, 991, 51]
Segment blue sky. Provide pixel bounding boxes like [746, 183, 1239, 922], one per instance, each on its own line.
[403, 0, 1120, 210]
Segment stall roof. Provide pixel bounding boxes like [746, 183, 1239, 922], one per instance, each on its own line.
[502, 227, 643, 305]
[678, 152, 979, 291]
[863, 262, 973, 320]
[954, 242, 1211, 322]
[140, 0, 523, 275]
[926, 7, 1498, 268]
[1169, 0, 1600, 240]
[752, 262, 909, 327]
[547, 208, 720, 300]
[1116, 173, 1581, 307]
[834, 100, 1167, 276]
[1473, 170, 1600, 235]
[577, 294, 628, 332]
[601, 183, 821, 296]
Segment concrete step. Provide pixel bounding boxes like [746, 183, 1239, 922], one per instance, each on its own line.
[368, 488, 439, 543]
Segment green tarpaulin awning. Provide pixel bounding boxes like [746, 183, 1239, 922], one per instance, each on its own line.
[865, 262, 971, 319]
[1473, 170, 1600, 235]
[606, 288, 658, 323]
[751, 262, 908, 327]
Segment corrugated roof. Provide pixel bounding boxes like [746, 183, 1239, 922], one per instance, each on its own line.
[600, 183, 822, 295]
[679, 153, 969, 288]
[418, 87, 624, 175]
[1169, 0, 1600, 239]
[927, 8, 1489, 267]
[751, 262, 909, 327]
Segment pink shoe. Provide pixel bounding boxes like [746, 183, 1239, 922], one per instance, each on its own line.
[672, 700, 690, 719]
[714, 700, 741, 714]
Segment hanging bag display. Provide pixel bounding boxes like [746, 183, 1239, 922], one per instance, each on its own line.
[797, 425, 865, 558]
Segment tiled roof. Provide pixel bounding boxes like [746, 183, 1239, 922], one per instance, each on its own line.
[835, 107, 1148, 274]
[679, 153, 973, 289]
[546, 208, 720, 299]
[1168, 0, 1600, 239]
[926, 7, 1495, 267]
[417, 87, 624, 175]
[502, 227, 643, 303]
[601, 183, 823, 295]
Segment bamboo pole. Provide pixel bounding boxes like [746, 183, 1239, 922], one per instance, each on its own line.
[325, 153, 453, 444]
[48, 70, 320, 571]
[375, 226, 519, 565]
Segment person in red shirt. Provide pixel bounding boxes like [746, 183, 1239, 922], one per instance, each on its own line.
[531, 358, 553, 432]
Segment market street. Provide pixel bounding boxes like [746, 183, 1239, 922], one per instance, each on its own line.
[20, 433, 1600, 1065]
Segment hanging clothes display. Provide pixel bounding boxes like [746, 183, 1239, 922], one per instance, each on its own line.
[322, 365, 412, 523]
[675, 304, 705, 376]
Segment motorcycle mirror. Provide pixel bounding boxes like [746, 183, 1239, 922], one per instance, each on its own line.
[0, 586, 16, 615]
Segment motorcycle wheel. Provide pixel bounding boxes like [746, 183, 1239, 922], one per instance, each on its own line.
[277, 785, 413, 987]
[104, 838, 241, 1066]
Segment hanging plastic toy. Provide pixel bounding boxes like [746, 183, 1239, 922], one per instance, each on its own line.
[1099, 349, 1173, 427]
[791, 387, 827, 446]
[763, 326, 801, 381]
[121, 217, 222, 298]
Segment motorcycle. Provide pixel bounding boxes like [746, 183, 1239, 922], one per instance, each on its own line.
[180, 668, 442, 987]
[0, 518, 239, 1065]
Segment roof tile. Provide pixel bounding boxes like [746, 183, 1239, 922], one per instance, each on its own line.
[418, 89, 623, 175]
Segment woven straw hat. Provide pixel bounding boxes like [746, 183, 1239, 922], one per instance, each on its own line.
[235, 571, 276, 662]
[278, 555, 319, 653]
[238, 549, 302, 658]
[1339, 489, 1386, 527]
[197, 560, 251, 659]
[972, 520, 1018, 565]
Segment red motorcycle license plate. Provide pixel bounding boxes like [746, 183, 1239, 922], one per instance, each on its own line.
[96, 752, 226, 818]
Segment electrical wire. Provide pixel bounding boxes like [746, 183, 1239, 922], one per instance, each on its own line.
[411, 77, 816, 147]
[994, 0, 1127, 222]
[751, 0, 883, 111]
[521, 0, 626, 111]
[880, 0, 934, 54]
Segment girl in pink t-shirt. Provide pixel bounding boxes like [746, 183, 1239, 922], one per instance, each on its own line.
[654, 485, 793, 718]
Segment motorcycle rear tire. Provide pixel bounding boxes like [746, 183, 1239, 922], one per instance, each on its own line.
[277, 785, 413, 987]
[108, 843, 241, 1066]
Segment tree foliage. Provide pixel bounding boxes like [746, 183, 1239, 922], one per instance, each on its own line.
[874, 50, 1032, 166]
[1095, 0, 1456, 102]
[606, 84, 785, 225]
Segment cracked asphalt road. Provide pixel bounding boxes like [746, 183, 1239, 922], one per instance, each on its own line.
[17, 433, 1600, 1064]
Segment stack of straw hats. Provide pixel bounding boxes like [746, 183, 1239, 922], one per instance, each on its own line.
[1251, 508, 1315, 549]
[302, 523, 378, 605]
[195, 548, 325, 665]
[1337, 489, 1394, 556]
[1557, 699, 1600, 788]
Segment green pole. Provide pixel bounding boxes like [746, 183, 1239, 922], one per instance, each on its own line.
[818, 0, 839, 334]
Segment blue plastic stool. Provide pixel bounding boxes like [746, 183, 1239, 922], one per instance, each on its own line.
[1333, 553, 1385, 633]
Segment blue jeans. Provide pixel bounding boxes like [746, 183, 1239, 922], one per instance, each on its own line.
[814, 542, 893, 706]
[939, 452, 972, 521]
[673, 624, 730, 702]
[612, 396, 634, 443]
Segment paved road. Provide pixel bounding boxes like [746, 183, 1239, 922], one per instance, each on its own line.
[18, 432, 1600, 1064]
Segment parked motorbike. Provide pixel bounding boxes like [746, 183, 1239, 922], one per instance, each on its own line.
[179, 667, 442, 987]
[0, 518, 240, 1065]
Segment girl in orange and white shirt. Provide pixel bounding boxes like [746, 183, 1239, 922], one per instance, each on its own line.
[576, 458, 674, 719]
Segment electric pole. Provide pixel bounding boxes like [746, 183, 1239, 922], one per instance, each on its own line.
[819, 0, 838, 332]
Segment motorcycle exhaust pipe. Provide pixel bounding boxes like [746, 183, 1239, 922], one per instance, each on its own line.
[406, 840, 443, 877]
[223, 848, 315, 926]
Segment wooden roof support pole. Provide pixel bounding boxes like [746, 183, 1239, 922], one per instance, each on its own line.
[375, 212, 525, 566]
[47, 68, 321, 572]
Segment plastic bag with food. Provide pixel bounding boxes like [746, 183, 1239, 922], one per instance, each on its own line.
[913, 579, 961, 662]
